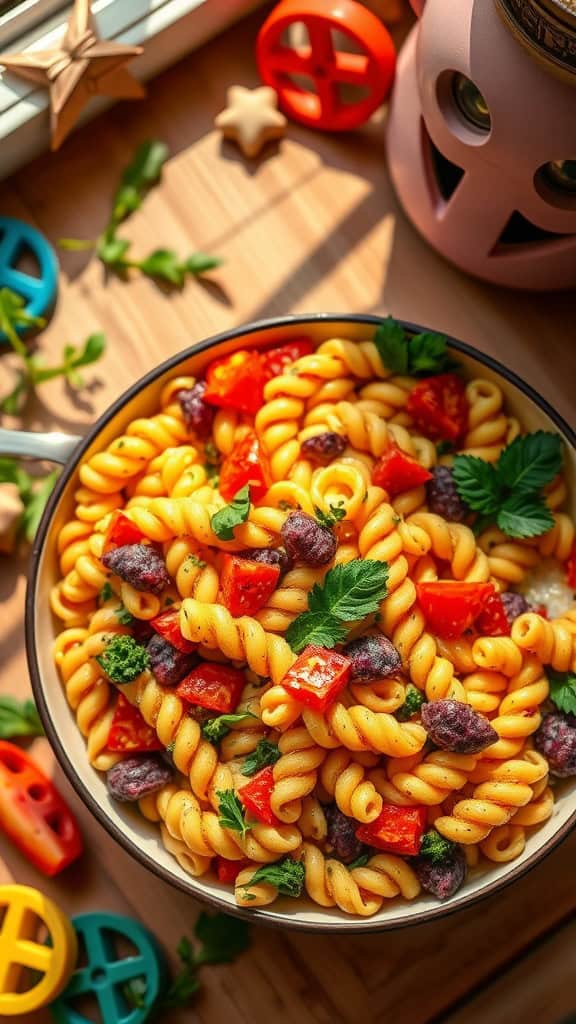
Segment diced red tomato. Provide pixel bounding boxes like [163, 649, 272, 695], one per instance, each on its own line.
[103, 510, 146, 553]
[203, 350, 267, 414]
[260, 338, 314, 380]
[356, 805, 427, 856]
[417, 581, 495, 639]
[151, 608, 196, 653]
[107, 695, 163, 753]
[0, 742, 83, 876]
[565, 542, 576, 589]
[372, 444, 433, 497]
[407, 374, 469, 443]
[176, 662, 245, 713]
[216, 857, 248, 884]
[219, 430, 271, 503]
[239, 766, 280, 826]
[221, 555, 280, 617]
[475, 591, 511, 637]
[280, 646, 351, 713]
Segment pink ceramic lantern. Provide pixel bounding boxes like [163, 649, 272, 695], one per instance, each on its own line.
[387, 0, 576, 290]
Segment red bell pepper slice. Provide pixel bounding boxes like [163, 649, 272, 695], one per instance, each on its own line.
[475, 591, 511, 637]
[239, 765, 280, 826]
[372, 444, 433, 497]
[356, 804, 427, 856]
[0, 742, 83, 876]
[219, 430, 271, 503]
[260, 338, 313, 380]
[565, 542, 576, 589]
[407, 373, 469, 443]
[221, 554, 280, 617]
[216, 856, 249, 884]
[417, 581, 495, 639]
[150, 608, 196, 653]
[103, 510, 146, 553]
[107, 695, 163, 753]
[280, 646, 351, 712]
[203, 350, 267, 414]
[175, 662, 245, 713]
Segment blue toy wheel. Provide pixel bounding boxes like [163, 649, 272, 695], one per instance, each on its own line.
[49, 912, 167, 1024]
[0, 216, 58, 342]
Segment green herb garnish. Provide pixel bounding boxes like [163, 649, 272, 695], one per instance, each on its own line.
[547, 669, 576, 716]
[211, 484, 250, 541]
[453, 431, 562, 539]
[115, 605, 134, 625]
[202, 712, 257, 744]
[314, 502, 346, 530]
[0, 457, 59, 542]
[241, 738, 281, 776]
[243, 857, 305, 898]
[285, 559, 389, 653]
[348, 852, 370, 869]
[96, 634, 149, 683]
[59, 141, 220, 288]
[396, 684, 426, 722]
[373, 317, 457, 377]
[0, 289, 105, 413]
[419, 830, 457, 865]
[99, 582, 113, 603]
[0, 697, 44, 740]
[216, 789, 250, 838]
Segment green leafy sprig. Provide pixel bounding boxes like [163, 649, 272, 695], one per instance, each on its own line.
[453, 431, 563, 539]
[241, 738, 281, 776]
[285, 559, 389, 653]
[96, 634, 149, 683]
[211, 484, 251, 540]
[242, 857, 305, 898]
[395, 683, 426, 722]
[216, 789, 250, 838]
[202, 711, 257, 744]
[59, 141, 221, 287]
[0, 289, 105, 414]
[547, 669, 576, 716]
[314, 502, 346, 530]
[0, 456, 59, 542]
[373, 317, 458, 377]
[123, 912, 250, 1015]
[0, 697, 44, 739]
[419, 830, 457, 865]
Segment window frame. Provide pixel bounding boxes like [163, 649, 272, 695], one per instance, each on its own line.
[0, 0, 264, 180]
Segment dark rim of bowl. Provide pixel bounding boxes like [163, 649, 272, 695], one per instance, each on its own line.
[26, 313, 576, 933]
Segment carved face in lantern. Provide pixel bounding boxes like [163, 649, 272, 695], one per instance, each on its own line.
[388, 0, 576, 289]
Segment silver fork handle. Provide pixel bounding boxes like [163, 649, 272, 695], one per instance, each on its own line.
[0, 427, 81, 465]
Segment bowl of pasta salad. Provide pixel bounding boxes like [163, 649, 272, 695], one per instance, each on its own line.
[23, 314, 576, 930]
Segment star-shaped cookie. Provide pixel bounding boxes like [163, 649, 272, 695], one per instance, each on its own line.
[0, 0, 144, 150]
[215, 86, 287, 159]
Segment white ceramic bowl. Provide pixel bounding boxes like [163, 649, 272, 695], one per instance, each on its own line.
[22, 314, 576, 931]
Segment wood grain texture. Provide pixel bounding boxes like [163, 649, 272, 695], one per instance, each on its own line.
[0, 5, 575, 1023]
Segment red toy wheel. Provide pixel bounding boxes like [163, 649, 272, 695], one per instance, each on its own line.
[257, 0, 396, 132]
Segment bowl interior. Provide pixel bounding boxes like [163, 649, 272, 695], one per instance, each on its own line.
[28, 316, 576, 931]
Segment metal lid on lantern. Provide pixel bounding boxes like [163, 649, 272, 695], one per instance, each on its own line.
[494, 0, 576, 83]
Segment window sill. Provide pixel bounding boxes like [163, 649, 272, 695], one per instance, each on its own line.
[0, 0, 263, 180]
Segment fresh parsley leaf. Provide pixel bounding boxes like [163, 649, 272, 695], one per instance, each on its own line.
[547, 669, 576, 716]
[96, 635, 149, 683]
[100, 582, 113, 603]
[97, 236, 131, 267]
[244, 857, 305, 898]
[202, 712, 257, 744]
[314, 502, 346, 530]
[111, 140, 169, 225]
[419, 830, 457, 865]
[193, 911, 250, 966]
[211, 485, 250, 541]
[115, 605, 134, 625]
[137, 249, 185, 286]
[216, 789, 250, 838]
[241, 738, 281, 776]
[497, 493, 554, 539]
[396, 683, 426, 721]
[122, 978, 147, 1010]
[348, 852, 370, 869]
[184, 253, 223, 276]
[21, 470, 59, 541]
[373, 317, 408, 375]
[452, 456, 500, 514]
[0, 697, 44, 739]
[373, 317, 456, 377]
[286, 559, 389, 653]
[497, 432, 562, 494]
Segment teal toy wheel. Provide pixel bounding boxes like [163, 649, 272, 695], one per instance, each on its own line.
[0, 216, 58, 342]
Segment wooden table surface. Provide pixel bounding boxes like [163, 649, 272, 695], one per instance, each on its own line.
[1, 7, 575, 1023]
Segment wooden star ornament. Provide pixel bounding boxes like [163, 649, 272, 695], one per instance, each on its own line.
[0, 0, 144, 150]
[215, 86, 287, 159]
